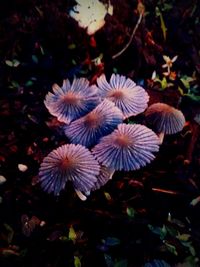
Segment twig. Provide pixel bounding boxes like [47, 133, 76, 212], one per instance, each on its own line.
[112, 13, 143, 60]
[152, 187, 184, 196]
[185, 121, 200, 163]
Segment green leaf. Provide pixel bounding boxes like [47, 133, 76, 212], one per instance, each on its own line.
[68, 43, 76, 49]
[40, 45, 45, 55]
[156, 7, 167, 40]
[177, 256, 199, 267]
[181, 241, 196, 256]
[12, 59, 20, 67]
[32, 55, 39, 64]
[9, 80, 20, 89]
[72, 59, 77, 65]
[74, 256, 81, 267]
[5, 59, 20, 67]
[4, 224, 14, 244]
[161, 77, 168, 89]
[126, 207, 136, 218]
[164, 241, 178, 256]
[178, 86, 184, 96]
[59, 235, 68, 241]
[5, 60, 14, 67]
[180, 76, 194, 89]
[185, 94, 200, 102]
[176, 233, 191, 242]
[166, 225, 178, 237]
[104, 254, 114, 267]
[160, 225, 167, 240]
[79, 70, 88, 74]
[148, 224, 167, 240]
[190, 85, 199, 94]
[190, 196, 200, 206]
[69, 226, 77, 242]
[104, 192, 112, 201]
[25, 80, 34, 87]
[114, 259, 128, 267]
[189, 245, 196, 256]
[127, 120, 136, 124]
[154, 77, 162, 84]
[162, 3, 173, 12]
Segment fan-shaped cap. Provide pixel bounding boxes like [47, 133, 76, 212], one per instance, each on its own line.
[144, 259, 171, 267]
[39, 144, 100, 196]
[96, 74, 149, 118]
[92, 123, 159, 171]
[92, 165, 115, 191]
[64, 99, 123, 147]
[145, 103, 185, 134]
[44, 78, 100, 124]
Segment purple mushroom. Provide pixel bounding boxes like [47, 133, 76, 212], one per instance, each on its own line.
[92, 165, 115, 191]
[145, 103, 186, 144]
[92, 123, 160, 171]
[39, 144, 100, 198]
[44, 78, 100, 124]
[64, 99, 123, 147]
[96, 74, 149, 119]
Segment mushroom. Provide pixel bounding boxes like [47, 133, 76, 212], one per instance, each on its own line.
[96, 74, 149, 119]
[44, 78, 100, 124]
[145, 103, 186, 144]
[92, 123, 160, 171]
[64, 99, 123, 147]
[39, 144, 100, 198]
[92, 165, 115, 191]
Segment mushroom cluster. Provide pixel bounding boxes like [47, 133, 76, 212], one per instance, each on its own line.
[145, 103, 185, 144]
[39, 74, 185, 200]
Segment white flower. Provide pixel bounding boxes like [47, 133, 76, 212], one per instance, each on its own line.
[0, 175, 6, 185]
[162, 55, 178, 73]
[18, 164, 28, 172]
[69, 0, 113, 35]
[151, 70, 157, 80]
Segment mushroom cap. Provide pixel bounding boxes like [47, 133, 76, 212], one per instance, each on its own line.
[96, 74, 149, 118]
[92, 165, 115, 191]
[39, 144, 100, 196]
[145, 103, 185, 134]
[92, 123, 160, 171]
[44, 78, 100, 124]
[144, 259, 171, 267]
[64, 99, 123, 147]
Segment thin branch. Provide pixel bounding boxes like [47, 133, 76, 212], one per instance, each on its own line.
[152, 187, 184, 196]
[185, 121, 200, 163]
[112, 13, 143, 60]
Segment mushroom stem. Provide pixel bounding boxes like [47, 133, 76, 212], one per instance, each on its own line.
[75, 189, 87, 201]
[157, 132, 165, 144]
